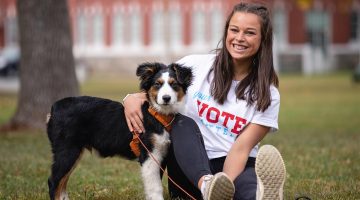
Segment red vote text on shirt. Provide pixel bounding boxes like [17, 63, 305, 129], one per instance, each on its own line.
[197, 100, 247, 135]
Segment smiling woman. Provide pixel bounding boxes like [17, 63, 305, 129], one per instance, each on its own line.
[123, 2, 283, 200]
[226, 12, 262, 77]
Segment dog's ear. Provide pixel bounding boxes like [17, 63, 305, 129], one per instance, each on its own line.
[136, 62, 163, 90]
[170, 63, 193, 89]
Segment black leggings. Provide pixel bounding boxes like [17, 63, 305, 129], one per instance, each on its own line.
[166, 114, 257, 200]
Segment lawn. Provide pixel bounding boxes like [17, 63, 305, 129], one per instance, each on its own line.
[0, 72, 359, 200]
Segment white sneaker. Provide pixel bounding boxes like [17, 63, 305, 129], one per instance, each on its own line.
[202, 172, 235, 200]
[255, 145, 286, 200]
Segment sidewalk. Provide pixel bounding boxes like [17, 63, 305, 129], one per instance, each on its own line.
[0, 77, 19, 93]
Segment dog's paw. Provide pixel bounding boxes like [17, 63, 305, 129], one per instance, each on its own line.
[145, 194, 164, 200]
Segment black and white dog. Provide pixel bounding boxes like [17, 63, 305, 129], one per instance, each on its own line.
[46, 62, 193, 200]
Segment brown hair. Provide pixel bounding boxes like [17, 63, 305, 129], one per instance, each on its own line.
[209, 2, 279, 112]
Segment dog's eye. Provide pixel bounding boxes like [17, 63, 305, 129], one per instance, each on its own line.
[154, 82, 162, 88]
[170, 82, 179, 88]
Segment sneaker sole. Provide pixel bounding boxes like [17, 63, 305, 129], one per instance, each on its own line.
[255, 145, 286, 200]
[207, 172, 235, 200]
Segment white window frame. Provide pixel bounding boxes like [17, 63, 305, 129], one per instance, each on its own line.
[169, 3, 182, 48]
[273, 5, 288, 49]
[112, 9, 125, 47]
[191, 3, 206, 46]
[93, 12, 104, 46]
[129, 4, 142, 48]
[76, 10, 88, 47]
[151, 2, 165, 47]
[210, 7, 223, 48]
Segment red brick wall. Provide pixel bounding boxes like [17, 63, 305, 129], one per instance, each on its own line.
[288, 4, 307, 44]
[0, 26, 4, 48]
[332, 12, 351, 43]
[1, 0, 358, 48]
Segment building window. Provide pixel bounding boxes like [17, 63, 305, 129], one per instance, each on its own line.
[169, 8, 182, 47]
[76, 12, 88, 46]
[113, 11, 125, 46]
[210, 8, 223, 47]
[151, 11, 165, 46]
[192, 10, 205, 45]
[4, 16, 18, 46]
[305, 9, 329, 49]
[273, 8, 287, 47]
[129, 8, 142, 47]
[350, 10, 359, 41]
[93, 13, 104, 46]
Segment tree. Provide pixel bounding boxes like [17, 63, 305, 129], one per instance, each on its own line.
[1, 0, 79, 132]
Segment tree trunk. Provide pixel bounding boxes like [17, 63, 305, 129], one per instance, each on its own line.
[1, 0, 79, 132]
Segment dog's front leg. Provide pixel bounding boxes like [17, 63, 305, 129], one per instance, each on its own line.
[141, 132, 170, 200]
[141, 157, 164, 200]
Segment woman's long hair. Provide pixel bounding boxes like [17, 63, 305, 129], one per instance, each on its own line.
[209, 2, 279, 112]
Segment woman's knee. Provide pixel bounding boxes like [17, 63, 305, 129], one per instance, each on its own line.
[172, 114, 202, 139]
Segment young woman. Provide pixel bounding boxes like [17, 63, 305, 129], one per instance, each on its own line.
[123, 2, 285, 200]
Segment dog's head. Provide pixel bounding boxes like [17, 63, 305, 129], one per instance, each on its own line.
[136, 62, 193, 115]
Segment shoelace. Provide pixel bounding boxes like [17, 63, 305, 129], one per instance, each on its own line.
[201, 175, 213, 196]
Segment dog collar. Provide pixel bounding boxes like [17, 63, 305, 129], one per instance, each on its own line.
[147, 107, 175, 132]
[130, 107, 176, 157]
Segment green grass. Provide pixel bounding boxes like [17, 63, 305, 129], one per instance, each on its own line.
[1, 72, 360, 199]
[264, 73, 360, 200]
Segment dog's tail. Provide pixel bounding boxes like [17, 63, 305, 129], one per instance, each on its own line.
[46, 104, 54, 125]
[46, 113, 51, 124]
[46, 105, 57, 144]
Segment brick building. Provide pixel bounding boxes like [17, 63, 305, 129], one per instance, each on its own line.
[0, 0, 359, 74]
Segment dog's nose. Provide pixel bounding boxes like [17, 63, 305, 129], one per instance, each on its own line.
[162, 95, 171, 103]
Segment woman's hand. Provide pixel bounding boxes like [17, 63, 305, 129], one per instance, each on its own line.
[123, 92, 147, 133]
[223, 123, 269, 181]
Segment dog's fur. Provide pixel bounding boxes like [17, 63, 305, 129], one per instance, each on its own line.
[46, 63, 193, 200]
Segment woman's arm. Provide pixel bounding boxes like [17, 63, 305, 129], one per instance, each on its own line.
[123, 92, 147, 133]
[223, 123, 269, 181]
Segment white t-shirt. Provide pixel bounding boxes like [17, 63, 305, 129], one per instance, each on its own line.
[177, 54, 280, 159]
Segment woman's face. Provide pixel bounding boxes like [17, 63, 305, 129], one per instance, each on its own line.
[225, 12, 262, 64]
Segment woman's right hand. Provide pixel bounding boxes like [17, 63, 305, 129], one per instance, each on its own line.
[123, 92, 147, 133]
